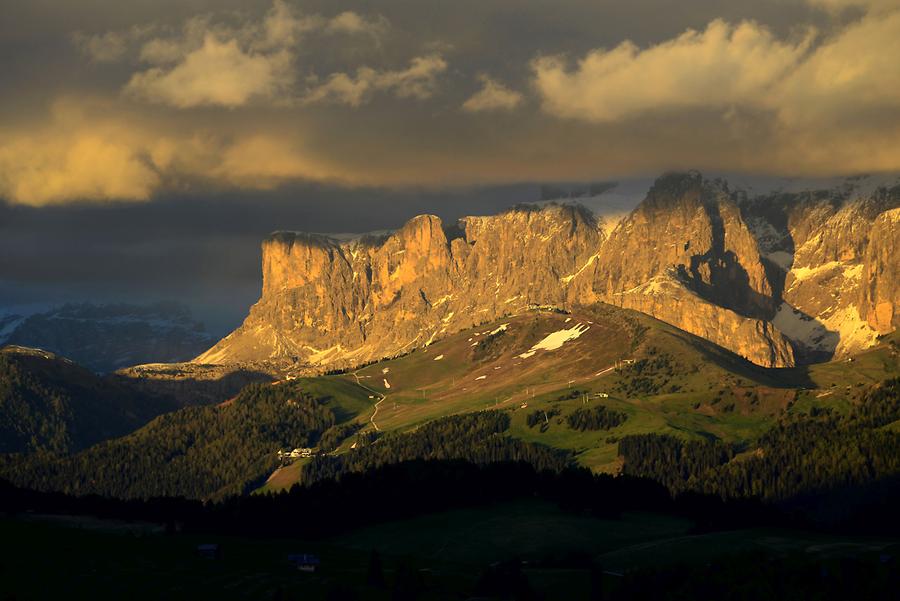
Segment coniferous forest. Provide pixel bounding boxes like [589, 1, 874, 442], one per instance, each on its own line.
[0, 382, 336, 499]
[618, 378, 900, 523]
[304, 412, 572, 484]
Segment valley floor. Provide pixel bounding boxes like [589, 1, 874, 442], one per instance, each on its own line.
[2, 501, 897, 600]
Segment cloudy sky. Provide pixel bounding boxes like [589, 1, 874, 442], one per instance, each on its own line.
[2, 0, 899, 330]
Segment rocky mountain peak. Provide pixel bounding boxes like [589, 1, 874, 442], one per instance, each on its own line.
[194, 171, 898, 373]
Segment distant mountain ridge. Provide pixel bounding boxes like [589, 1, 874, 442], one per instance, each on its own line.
[2, 302, 214, 373]
[195, 171, 900, 372]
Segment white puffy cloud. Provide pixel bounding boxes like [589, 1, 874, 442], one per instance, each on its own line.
[531, 4, 900, 143]
[125, 34, 293, 108]
[773, 8, 900, 126]
[304, 55, 447, 106]
[84, 1, 389, 108]
[462, 75, 523, 112]
[532, 19, 814, 123]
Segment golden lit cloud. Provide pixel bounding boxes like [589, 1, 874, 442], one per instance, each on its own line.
[72, 30, 130, 63]
[772, 9, 900, 126]
[532, 19, 814, 122]
[210, 136, 348, 187]
[0, 98, 344, 205]
[303, 55, 447, 106]
[530, 2, 900, 173]
[326, 11, 389, 37]
[2, 0, 900, 206]
[108, 1, 390, 108]
[0, 123, 159, 206]
[126, 34, 293, 108]
[462, 75, 524, 112]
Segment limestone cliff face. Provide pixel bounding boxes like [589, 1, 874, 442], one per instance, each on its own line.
[860, 208, 900, 334]
[578, 172, 792, 367]
[783, 198, 882, 321]
[588, 172, 774, 317]
[600, 273, 794, 368]
[198, 173, 803, 371]
[197, 204, 605, 367]
[707, 173, 900, 363]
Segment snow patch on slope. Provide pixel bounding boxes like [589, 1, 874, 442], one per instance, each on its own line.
[772, 304, 838, 352]
[773, 302, 878, 356]
[534, 178, 653, 237]
[518, 323, 590, 359]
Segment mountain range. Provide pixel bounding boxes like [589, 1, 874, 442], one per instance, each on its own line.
[0, 302, 214, 373]
[194, 171, 899, 374]
[2, 170, 899, 513]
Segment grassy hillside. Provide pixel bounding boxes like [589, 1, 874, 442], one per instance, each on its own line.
[318, 304, 899, 475]
[5, 303, 897, 500]
[0, 346, 179, 454]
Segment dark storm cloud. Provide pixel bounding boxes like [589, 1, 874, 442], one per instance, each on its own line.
[4, 0, 898, 207]
[0, 182, 536, 330]
[2, 0, 898, 328]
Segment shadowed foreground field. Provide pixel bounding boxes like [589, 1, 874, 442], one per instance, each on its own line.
[2, 500, 897, 600]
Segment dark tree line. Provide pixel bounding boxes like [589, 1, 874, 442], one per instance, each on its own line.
[614, 350, 679, 396]
[566, 406, 628, 431]
[303, 412, 573, 484]
[0, 459, 783, 541]
[618, 378, 900, 526]
[1, 463, 894, 600]
[471, 329, 507, 362]
[526, 407, 560, 428]
[0, 382, 338, 500]
[318, 421, 362, 452]
[618, 434, 735, 491]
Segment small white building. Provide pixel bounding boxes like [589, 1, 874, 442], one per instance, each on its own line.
[279, 448, 314, 459]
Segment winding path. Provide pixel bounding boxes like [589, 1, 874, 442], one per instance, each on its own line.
[352, 371, 387, 432]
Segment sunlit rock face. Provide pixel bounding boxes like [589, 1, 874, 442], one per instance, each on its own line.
[197, 204, 604, 368]
[740, 176, 900, 362]
[861, 208, 900, 334]
[571, 172, 793, 368]
[196, 172, 900, 372]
